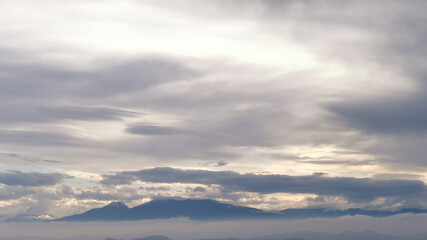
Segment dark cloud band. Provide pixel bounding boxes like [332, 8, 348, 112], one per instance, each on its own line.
[0, 170, 67, 186]
[101, 167, 427, 202]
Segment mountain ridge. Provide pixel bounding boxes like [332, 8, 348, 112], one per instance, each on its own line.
[32, 198, 427, 222]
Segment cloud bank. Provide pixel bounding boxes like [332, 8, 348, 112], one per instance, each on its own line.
[101, 168, 427, 202]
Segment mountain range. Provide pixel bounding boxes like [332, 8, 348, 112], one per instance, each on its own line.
[50, 198, 427, 222]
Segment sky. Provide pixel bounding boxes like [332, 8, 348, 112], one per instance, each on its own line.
[0, 0, 427, 219]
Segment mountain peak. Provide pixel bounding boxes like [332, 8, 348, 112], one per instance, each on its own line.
[104, 201, 129, 209]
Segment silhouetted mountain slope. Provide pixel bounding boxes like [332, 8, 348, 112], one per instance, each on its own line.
[55, 198, 427, 222]
[58, 199, 279, 221]
[59, 201, 131, 221]
[129, 199, 278, 220]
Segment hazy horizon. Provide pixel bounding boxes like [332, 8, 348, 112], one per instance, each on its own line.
[3, 214, 427, 240]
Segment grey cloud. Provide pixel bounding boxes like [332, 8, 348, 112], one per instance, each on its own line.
[368, 136, 427, 169]
[75, 190, 139, 202]
[126, 124, 190, 136]
[0, 49, 211, 163]
[215, 160, 228, 166]
[266, 153, 377, 166]
[0, 52, 197, 100]
[113, 133, 242, 160]
[42, 160, 61, 164]
[0, 129, 84, 146]
[101, 167, 427, 202]
[99, 173, 137, 185]
[256, 0, 427, 136]
[83, 58, 198, 97]
[210, 109, 293, 147]
[328, 95, 427, 134]
[372, 173, 424, 181]
[0, 186, 35, 200]
[0, 50, 197, 126]
[0, 152, 60, 164]
[142, 186, 170, 191]
[116, 106, 322, 160]
[193, 186, 207, 192]
[198, 160, 229, 167]
[28, 184, 141, 203]
[0, 170, 66, 186]
[0, 62, 87, 101]
[67, 185, 167, 202]
[0, 105, 140, 123]
[260, 0, 427, 57]
[301, 159, 378, 166]
[40, 106, 139, 121]
[327, 89, 427, 169]
[249, 0, 427, 170]
[1, 47, 337, 164]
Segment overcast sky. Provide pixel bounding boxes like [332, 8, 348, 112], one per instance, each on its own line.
[0, 0, 427, 219]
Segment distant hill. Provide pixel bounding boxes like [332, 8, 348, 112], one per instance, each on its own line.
[57, 201, 131, 221]
[53, 198, 427, 222]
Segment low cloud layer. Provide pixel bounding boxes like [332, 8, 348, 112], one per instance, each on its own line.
[0, 170, 66, 186]
[101, 168, 427, 202]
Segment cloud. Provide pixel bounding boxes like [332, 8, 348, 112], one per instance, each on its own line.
[0, 105, 139, 124]
[1, 0, 427, 216]
[0, 50, 197, 126]
[0, 51, 197, 100]
[0, 186, 36, 200]
[0, 129, 84, 147]
[192, 186, 207, 193]
[328, 95, 427, 135]
[0, 152, 60, 164]
[126, 124, 190, 136]
[198, 160, 229, 167]
[101, 168, 427, 202]
[75, 189, 142, 202]
[0, 170, 66, 186]
[301, 159, 378, 166]
[82, 58, 199, 97]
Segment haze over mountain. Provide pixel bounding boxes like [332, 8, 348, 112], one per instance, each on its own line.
[54, 199, 427, 222]
[4, 231, 427, 240]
